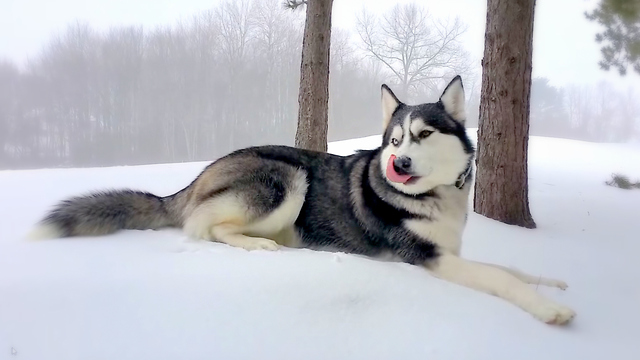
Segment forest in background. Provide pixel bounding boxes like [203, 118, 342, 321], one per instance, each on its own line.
[0, 0, 637, 170]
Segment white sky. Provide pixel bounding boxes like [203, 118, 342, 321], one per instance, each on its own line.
[1, 0, 638, 92]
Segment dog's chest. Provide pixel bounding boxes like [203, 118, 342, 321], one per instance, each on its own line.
[402, 186, 469, 255]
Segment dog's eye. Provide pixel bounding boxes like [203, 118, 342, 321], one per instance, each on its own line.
[391, 138, 399, 146]
[419, 130, 433, 139]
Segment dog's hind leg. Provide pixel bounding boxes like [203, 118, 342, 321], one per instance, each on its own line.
[474, 261, 568, 290]
[183, 165, 308, 251]
[183, 202, 281, 251]
[426, 254, 576, 325]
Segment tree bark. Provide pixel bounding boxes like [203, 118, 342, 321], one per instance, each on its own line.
[294, 0, 333, 152]
[474, 0, 537, 228]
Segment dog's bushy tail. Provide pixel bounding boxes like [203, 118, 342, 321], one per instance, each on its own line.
[28, 189, 184, 239]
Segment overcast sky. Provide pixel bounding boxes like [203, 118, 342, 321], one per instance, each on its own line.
[2, 0, 638, 92]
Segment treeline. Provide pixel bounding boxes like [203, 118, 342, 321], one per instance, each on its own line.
[1, 0, 637, 170]
[0, 0, 388, 170]
[529, 78, 639, 142]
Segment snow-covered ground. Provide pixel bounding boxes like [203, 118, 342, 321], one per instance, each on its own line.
[1, 131, 639, 360]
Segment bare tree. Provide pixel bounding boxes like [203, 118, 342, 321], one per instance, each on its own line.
[217, 0, 255, 73]
[564, 82, 640, 142]
[356, 3, 471, 100]
[0, 60, 19, 163]
[328, 29, 385, 141]
[287, 0, 334, 152]
[474, 0, 536, 229]
[254, 0, 303, 129]
[617, 88, 640, 141]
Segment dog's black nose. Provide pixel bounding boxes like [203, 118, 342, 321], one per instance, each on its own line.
[393, 156, 412, 174]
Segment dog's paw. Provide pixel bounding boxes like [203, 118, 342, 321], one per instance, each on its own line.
[241, 238, 280, 251]
[539, 278, 568, 290]
[532, 302, 576, 325]
[551, 280, 568, 290]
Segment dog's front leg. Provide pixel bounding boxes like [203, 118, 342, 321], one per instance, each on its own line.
[473, 261, 568, 290]
[426, 253, 576, 325]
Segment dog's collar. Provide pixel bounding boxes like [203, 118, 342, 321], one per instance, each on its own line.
[454, 163, 472, 189]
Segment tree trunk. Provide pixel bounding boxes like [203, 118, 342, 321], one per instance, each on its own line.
[294, 0, 333, 152]
[474, 0, 537, 228]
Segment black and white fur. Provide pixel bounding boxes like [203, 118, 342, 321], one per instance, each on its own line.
[29, 76, 576, 325]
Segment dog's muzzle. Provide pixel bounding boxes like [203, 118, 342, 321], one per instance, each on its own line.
[393, 156, 412, 175]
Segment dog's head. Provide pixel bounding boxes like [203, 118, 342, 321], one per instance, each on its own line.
[379, 76, 474, 195]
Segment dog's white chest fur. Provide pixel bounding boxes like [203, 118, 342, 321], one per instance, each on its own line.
[403, 184, 470, 255]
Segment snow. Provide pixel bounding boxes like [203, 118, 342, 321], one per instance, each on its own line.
[1, 130, 640, 360]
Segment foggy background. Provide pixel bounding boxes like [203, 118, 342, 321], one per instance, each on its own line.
[1, 0, 639, 170]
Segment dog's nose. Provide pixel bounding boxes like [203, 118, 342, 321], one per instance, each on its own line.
[393, 156, 412, 173]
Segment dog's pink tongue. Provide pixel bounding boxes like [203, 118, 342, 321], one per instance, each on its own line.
[386, 155, 412, 184]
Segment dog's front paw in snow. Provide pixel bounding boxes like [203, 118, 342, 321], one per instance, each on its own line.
[532, 302, 576, 325]
[550, 280, 568, 290]
[538, 277, 568, 290]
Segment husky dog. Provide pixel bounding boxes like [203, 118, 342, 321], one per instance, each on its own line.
[30, 76, 575, 325]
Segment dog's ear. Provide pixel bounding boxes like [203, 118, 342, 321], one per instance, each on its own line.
[439, 75, 466, 124]
[381, 84, 401, 128]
